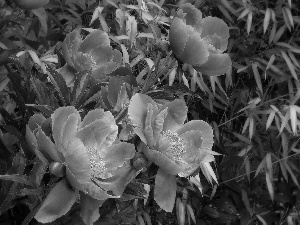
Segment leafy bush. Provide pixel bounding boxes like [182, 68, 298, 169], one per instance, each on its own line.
[0, 0, 300, 224]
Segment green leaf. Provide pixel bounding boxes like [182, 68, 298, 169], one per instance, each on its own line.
[47, 68, 70, 105]
[154, 168, 177, 212]
[0, 174, 33, 186]
[34, 179, 78, 223]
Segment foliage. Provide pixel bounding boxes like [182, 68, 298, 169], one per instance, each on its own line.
[0, 0, 300, 225]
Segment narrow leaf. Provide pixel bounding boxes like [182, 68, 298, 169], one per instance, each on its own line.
[265, 172, 274, 201]
[241, 189, 252, 216]
[254, 157, 266, 178]
[281, 51, 298, 80]
[247, 11, 253, 34]
[263, 8, 271, 34]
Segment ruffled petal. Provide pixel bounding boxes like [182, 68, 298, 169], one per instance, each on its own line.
[194, 52, 232, 76]
[28, 114, 46, 132]
[61, 113, 81, 149]
[96, 142, 135, 179]
[90, 45, 114, 66]
[179, 3, 202, 32]
[78, 30, 110, 54]
[180, 130, 203, 159]
[74, 52, 94, 71]
[161, 99, 188, 132]
[200, 16, 229, 51]
[142, 144, 183, 175]
[63, 137, 92, 185]
[81, 180, 113, 200]
[128, 93, 157, 144]
[112, 49, 122, 64]
[62, 29, 81, 67]
[51, 106, 80, 149]
[93, 161, 137, 197]
[90, 62, 119, 80]
[177, 120, 214, 152]
[76, 118, 118, 150]
[169, 17, 189, 59]
[36, 127, 64, 162]
[170, 17, 209, 66]
[79, 109, 108, 129]
[180, 31, 209, 66]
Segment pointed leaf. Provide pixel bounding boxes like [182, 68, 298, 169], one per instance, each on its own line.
[265, 172, 274, 201]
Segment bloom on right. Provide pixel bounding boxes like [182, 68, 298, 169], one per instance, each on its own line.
[169, 3, 232, 76]
[128, 93, 216, 178]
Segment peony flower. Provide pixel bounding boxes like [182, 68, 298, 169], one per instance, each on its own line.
[128, 93, 215, 177]
[59, 29, 122, 86]
[169, 3, 231, 76]
[128, 93, 216, 212]
[26, 107, 136, 223]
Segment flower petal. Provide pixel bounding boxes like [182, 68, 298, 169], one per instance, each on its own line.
[78, 30, 110, 54]
[180, 31, 209, 66]
[74, 52, 94, 71]
[76, 116, 118, 150]
[170, 18, 209, 66]
[194, 52, 232, 76]
[169, 18, 189, 59]
[90, 62, 120, 80]
[177, 120, 214, 152]
[36, 127, 64, 162]
[82, 180, 112, 200]
[62, 29, 81, 67]
[97, 142, 135, 179]
[177, 130, 206, 177]
[90, 45, 113, 66]
[128, 93, 157, 144]
[161, 99, 188, 132]
[63, 137, 92, 185]
[28, 114, 46, 132]
[142, 144, 183, 175]
[61, 113, 81, 150]
[93, 161, 137, 197]
[200, 16, 229, 51]
[179, 3, 202, 31]
[51, 106, 80, 149]
[34, 179, 78, 223]
[152, 108, 168, 144]
[79, 108, 108, 129]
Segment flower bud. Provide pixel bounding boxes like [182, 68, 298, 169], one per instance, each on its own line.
[49, 162, 66, 177]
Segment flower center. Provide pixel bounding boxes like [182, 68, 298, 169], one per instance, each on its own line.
[162, 130, 186, 160]
[86, 147, 107, 178]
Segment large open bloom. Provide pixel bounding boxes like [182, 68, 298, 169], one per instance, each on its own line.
[169, 3, 231, 76]
[26, 107, 136, 223]
[128, 93, 216, 211]
[59, 29, 122, 85]
[128, 93, 215, 177]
